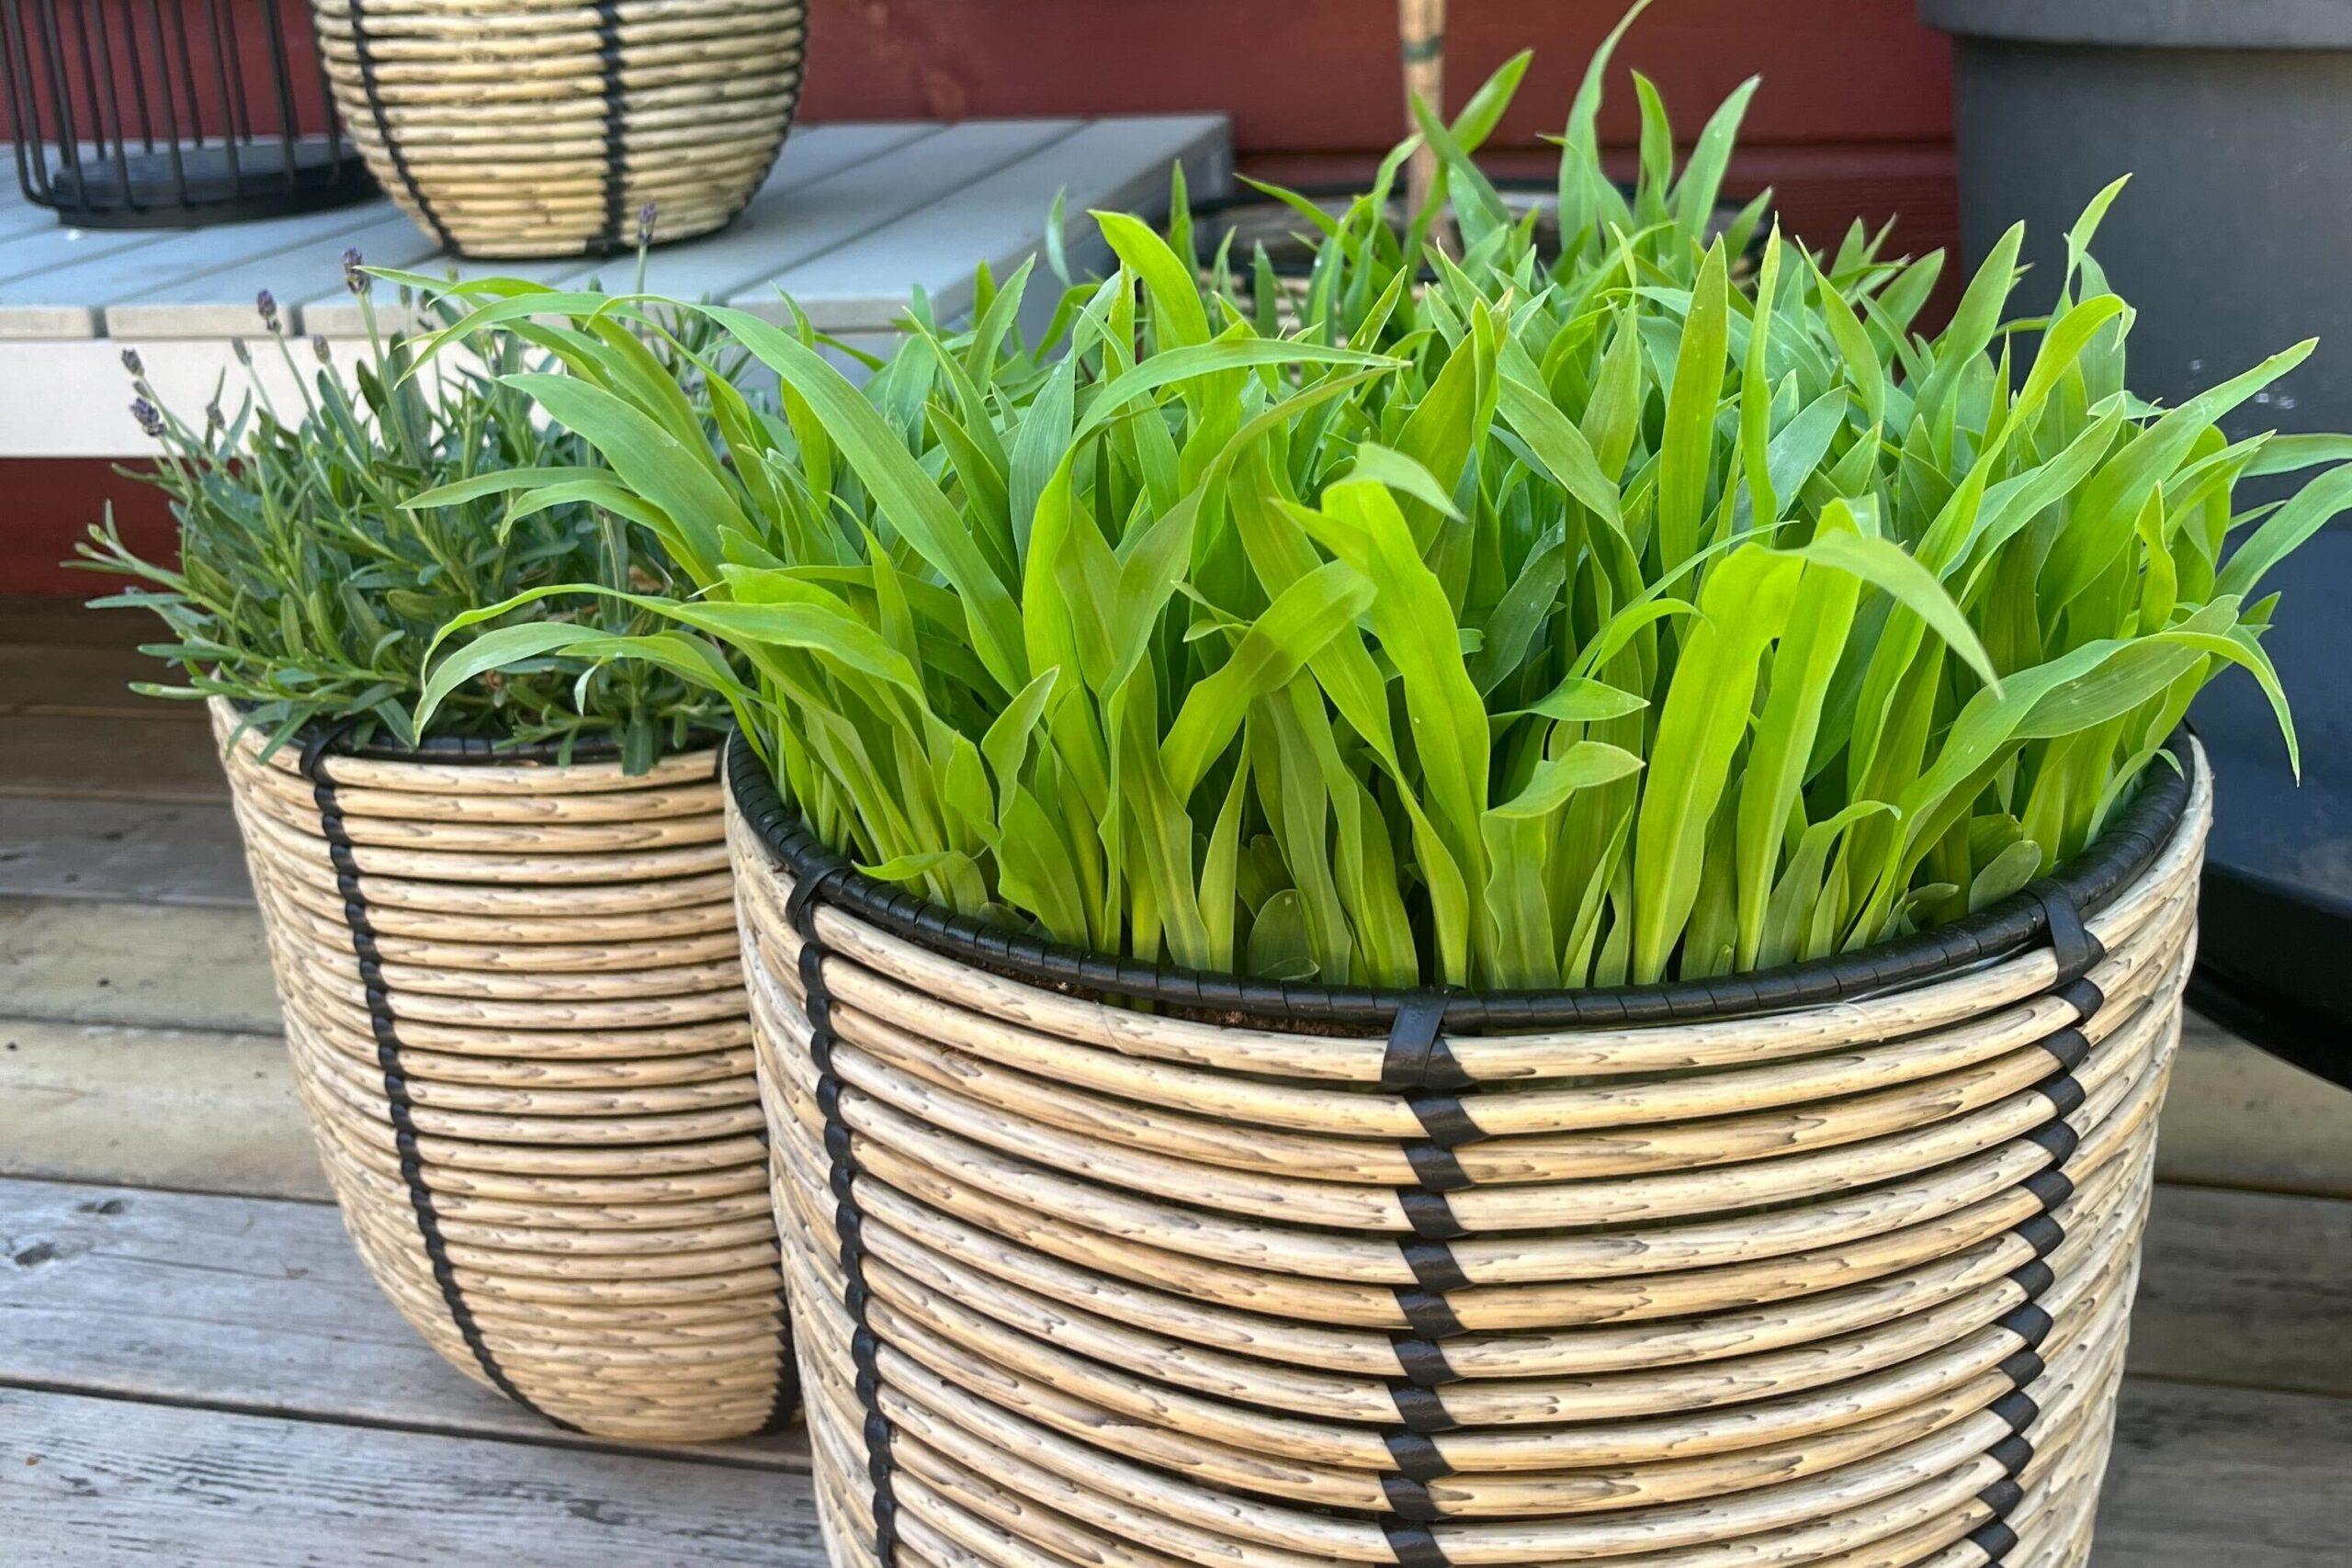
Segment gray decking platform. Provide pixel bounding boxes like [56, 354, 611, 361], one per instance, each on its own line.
[1, 595, 2347, 1564]
[0, 117, 1230, 457]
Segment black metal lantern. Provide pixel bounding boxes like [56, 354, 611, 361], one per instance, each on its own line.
[1, 0, 375, 227]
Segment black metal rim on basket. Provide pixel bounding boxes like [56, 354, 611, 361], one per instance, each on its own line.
[232, 701, 724, 770]
[728, 727, 2196, 1033]
[1189, 178, 1770, 283]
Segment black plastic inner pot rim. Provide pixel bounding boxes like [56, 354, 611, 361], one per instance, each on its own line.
[728, 728, 2195, 1036]
[229, 704, 724, 773]
[1188, 180, 1765, 281]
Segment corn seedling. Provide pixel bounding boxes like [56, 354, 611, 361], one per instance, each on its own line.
[417, 15, 2342, 988]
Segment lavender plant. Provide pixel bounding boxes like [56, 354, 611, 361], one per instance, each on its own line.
[77, 251, 726, 769]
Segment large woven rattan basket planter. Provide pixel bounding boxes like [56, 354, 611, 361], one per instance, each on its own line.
[211, 700, 793, 1440]
[725, 728, 2208, 1566]
[309, 0, 808, 257]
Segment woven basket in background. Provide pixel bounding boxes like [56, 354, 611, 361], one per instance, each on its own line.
[309, 0, 808, 257]
[213, 700, 793, 1441]
[728, 728, 2209, 1564]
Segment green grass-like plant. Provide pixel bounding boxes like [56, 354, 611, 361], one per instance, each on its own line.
[418, 14, 2344, 990]
[76, 259, 727, 769]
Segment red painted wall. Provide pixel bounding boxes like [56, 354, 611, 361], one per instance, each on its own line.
[796, 0, 1956, 251]
[4, 1, 1957, 594]
[800, 1, 1951, 152]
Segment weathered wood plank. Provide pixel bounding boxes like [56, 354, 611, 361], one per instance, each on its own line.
[2156, 1014, 2352, 1199]
[640, 118, 1080, 330]
[0, 201, 59, 242]
[2094, 1379, 2352, 1565]
[0, 797, 250, 903]
[0, 201, 394, 341]
[0, 1021, 320, 1199]
[0, 228, 164, 336]
[107, 210, 444, 343]
[0, 594, 149, 647]
[0, 643, 204, 719]
[295, 121, 954, 339]
[743, 115, 1228, 329]
[927, 113, 1234, 328]
[0, 712, 228, 801]
[2, 1156, 2345, 1453]
[613, 122, 951, 303]
[3, 1171, 2345, 1564]
[0, 1176, 806, 1466]
[0, 1388, 824, 1567]
[0, 115, 1233, 457]
[0, 897, 277, 1032]
[2131, 1184, 2352, 1399]
[0, 222, 179, 288]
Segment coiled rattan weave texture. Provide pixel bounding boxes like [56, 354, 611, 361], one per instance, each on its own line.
[214, 700, 792, 1440]
[729, 734, 2208, 1566]
[309, 0, 807, 256]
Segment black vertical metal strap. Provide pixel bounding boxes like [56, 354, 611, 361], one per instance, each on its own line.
[790, 863, 899, 1563]
[254, 0, 302, 194]
[300, 734, 570, 1429]
[1377, 996, 1470, 1567]
[1972, 883, 2106, 1562]
[2027, 880, 2107, 987]
[594, 0, 626, 253]
[198, 0, 249, 194]
[346, 0, 451, 248]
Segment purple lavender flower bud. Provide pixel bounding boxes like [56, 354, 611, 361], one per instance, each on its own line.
[206, 400, 223, 431]
[311, 334, 331, 365]
[342, 247, 368, 295]
[120, 346, 143, 378]
[637, 200, 657, 248]
[256, 289, 280, 334]
[130, 398, 164, 438]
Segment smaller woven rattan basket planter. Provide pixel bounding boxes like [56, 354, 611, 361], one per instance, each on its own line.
[309, 0, 808, 257]
[726, 729, 2209, 1567]
[211, 699, 793, 1441]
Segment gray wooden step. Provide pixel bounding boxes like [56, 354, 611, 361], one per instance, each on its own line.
[0, 1176, 801, 1467]
[0, 1388, 823, 1568]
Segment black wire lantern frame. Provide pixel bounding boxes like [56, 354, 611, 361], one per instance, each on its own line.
[2, 0, 375, 227]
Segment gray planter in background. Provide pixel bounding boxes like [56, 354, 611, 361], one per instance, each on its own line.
[1923, 0, 2352, 1082]
[1922, 0, 2352, 433]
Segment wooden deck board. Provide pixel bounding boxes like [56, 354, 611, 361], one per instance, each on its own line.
[2154, 1016, 2352, 1200]
[0, 596, 2344, 1561]
[0, 1389, 826, 1567]
[3, 1167, 2345, 1427]
[0, 201, 393, 341]
[3, 1165, 2346, 1563]
[0, 1176, 804, 1467]
[0, 897, 277, 1032]
[0, 713, 230, 802]
[298, 121, 987, 340]
[2124, 1183, 2352, 1399]
[2095, 1380, 2352, 1564]
[741, 117, 1227, 329]
[0, 116, 1235, 455]
[0, 1021, 321, 1200]
[0, 797, 249, 904]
